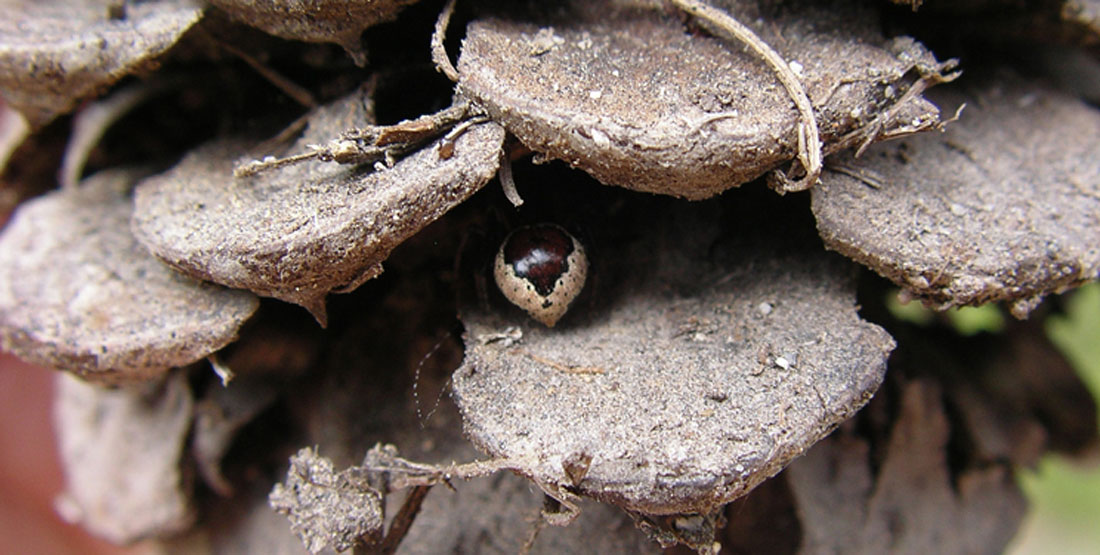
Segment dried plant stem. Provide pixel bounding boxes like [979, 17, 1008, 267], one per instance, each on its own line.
[852, 67, 960, 156]
[377, 486, 432, 555]
[217, 39, 316, 108]
[827, 63, 960, 158]
[362, 445, 518, 492]
[234, 101, 472, 177]
[825, 164, 885, 190]
[519, 507, 548, 555]
[519, 496, 563, 555]
[234, 150, 319, 177]
[432, 0, 461, 82]
[368, 458, 514, 491]
[668, 0, 821, 191]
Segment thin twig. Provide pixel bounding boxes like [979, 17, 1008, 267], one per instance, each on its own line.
[824, 64, 961, 159]
[234, 149, 320, 178]
[432, 0, 461, 82]
[234, 101, 472, 177]
[378, 486, 433, 555]
[243, 76, 377, 158]
[217, 39, 317, 108]
[825, 164, 884, 190]
[249, 111, 313, 156]
[853, 66, 958, 157]
[368, 458, 514, 491]
[668, 0, 821, 191]
[519, 498, 553, 555]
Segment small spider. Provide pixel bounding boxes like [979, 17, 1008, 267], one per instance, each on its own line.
[493, 224, 588, 327]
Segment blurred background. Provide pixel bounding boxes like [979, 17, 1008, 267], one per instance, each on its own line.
[0, 354, 147, 555]
[1008, 283, 1100, 554]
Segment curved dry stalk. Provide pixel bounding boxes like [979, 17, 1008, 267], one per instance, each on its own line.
[498, 152, 525, 207]
[432, 0, 461, 82]
[61, 83, 154, 190]
[61, 79, 185, 190]
[668, 0, 821, 192]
